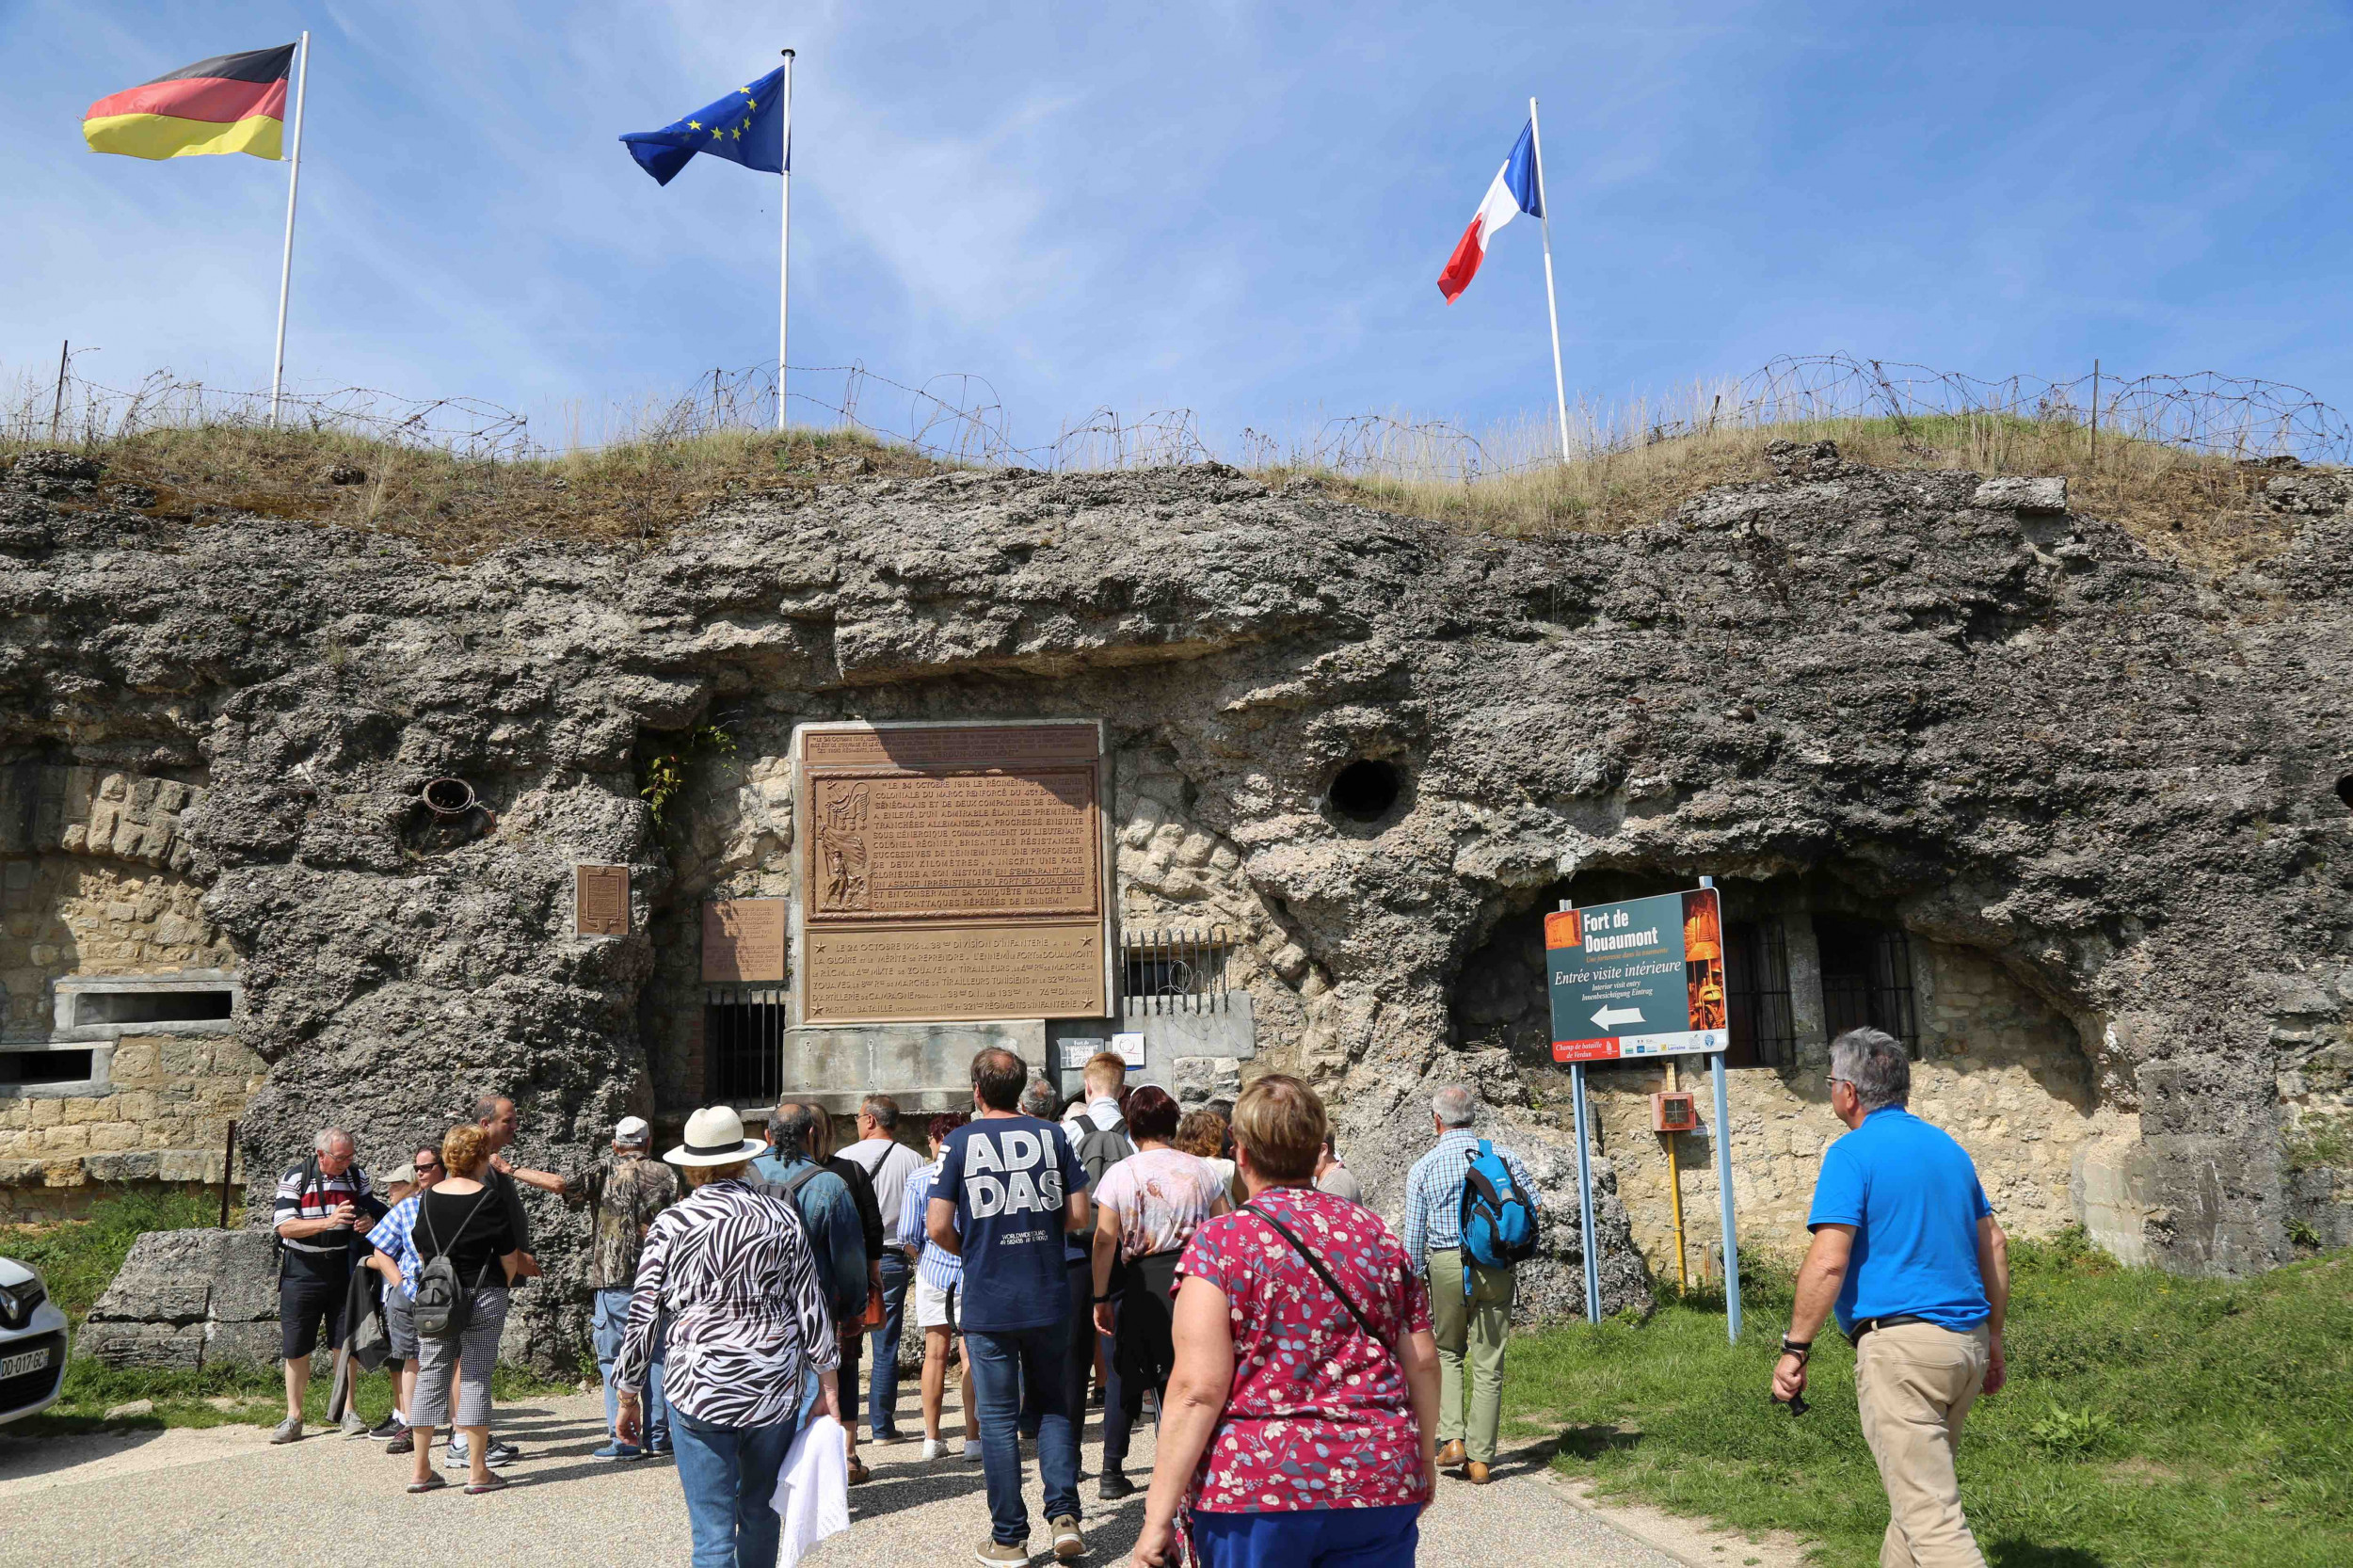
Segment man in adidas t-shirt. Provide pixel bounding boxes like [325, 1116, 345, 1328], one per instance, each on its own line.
[928, 1048, 1090, 1565]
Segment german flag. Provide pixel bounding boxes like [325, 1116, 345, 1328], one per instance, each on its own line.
[83, 44, 295, 161]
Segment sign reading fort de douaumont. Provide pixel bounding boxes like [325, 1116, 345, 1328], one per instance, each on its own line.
[1545, 887, 1729, 1062]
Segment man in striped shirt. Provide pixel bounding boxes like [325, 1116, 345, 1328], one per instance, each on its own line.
[1401, 1085, 1539, 1485]
[270, 1128, 381, 1446]
[899, 1112, 976, 1463]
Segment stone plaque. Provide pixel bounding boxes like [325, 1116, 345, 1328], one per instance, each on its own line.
[575, 864, 630, 937]
[796, 721, 1110, 1024]
[805, 768, 1097, 919]
[804, 921, 1106, 1023]
[703, 899, 787, 983]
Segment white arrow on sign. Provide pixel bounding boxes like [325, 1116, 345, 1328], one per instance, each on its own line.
[1593, 1004, 1646, 1029]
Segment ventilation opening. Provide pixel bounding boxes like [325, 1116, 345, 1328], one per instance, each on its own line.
[2338, 775, 2353, 810]
[72, 989, 235, 1028]
[0, 1048, 94, 1085]
[705, 986, 787, 1107]
[1814, 917, 1920, 1056]
[1327, 760, 1402, 823]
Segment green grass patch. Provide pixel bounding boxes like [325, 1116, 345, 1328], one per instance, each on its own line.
[1504, 1233, 2353, 1566]
[6, 1191, 573, 1434]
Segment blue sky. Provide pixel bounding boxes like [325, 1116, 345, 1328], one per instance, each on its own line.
[4, 1, 2347, 455]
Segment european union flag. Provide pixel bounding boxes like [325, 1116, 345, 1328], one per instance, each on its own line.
[620, 66, 789, 185]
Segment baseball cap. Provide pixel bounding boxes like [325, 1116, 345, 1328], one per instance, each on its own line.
[615, 1115, 651, 1145]
[387, 1163, 418, 1186]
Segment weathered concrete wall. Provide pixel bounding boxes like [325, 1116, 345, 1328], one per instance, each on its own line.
[8, 444, 2353, 1362]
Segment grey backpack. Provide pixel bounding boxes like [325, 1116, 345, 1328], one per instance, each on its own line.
[411, 1186, 496, 1340]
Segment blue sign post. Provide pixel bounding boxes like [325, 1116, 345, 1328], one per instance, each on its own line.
[1545, 881, 1741, 1341]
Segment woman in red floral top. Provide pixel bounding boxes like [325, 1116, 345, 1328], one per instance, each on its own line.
[1130, 1074, 1440, 1568]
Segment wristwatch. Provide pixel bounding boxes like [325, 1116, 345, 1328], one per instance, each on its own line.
[1779, 1336, 1811, 1361]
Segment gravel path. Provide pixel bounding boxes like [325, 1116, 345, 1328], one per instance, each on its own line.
[0, 1385, 1690, 1567]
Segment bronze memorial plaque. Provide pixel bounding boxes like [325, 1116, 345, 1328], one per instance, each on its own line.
[797, 721, 1109, 1024]
[703, 899, 787, 983]
[574, 864, 630, 937]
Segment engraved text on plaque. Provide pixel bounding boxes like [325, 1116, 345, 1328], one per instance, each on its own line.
[796, 722, 1109, 1024]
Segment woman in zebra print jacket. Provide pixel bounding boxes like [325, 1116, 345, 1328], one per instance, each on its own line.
[615, 1107, 842, 1567]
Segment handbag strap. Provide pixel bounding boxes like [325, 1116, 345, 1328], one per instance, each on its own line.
[1241, 1200, 1392, 1354]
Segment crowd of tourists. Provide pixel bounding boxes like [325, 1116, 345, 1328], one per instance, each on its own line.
[264, 1053, 1540, 1565]
[267, 1022, 2009, 1568]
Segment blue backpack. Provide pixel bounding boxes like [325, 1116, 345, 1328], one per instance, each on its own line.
[1458, 1140, 1539, 1275]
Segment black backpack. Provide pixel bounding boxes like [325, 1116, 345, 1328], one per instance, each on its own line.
[1076, 1119, 1136, 1191]
[411, 1186, 497, 1340]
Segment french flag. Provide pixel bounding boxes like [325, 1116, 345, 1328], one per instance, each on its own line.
[1437, 120, 1544, 303]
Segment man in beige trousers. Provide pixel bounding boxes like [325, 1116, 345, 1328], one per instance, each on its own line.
[1773, 1028, 2010, 1568]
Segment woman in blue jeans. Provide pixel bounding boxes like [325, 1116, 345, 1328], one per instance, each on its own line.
[615, 1106, 843, 1568]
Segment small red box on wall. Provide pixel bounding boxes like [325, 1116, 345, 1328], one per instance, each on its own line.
[1651, 1091, 1698, 1133]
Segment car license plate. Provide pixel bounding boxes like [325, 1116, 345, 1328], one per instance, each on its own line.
[0, 1345, 52, 1379]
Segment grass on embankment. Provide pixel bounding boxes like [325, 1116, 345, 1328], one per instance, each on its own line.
[1502, 1232, 2353, 1567]
[4, 1192, 569, 1434]
[1290, 409, 2314, 574]
[8, 404, 2322, 577]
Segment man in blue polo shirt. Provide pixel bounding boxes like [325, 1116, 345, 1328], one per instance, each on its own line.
[1774, 1028, 2010, 1568]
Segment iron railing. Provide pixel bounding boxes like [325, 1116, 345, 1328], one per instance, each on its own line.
[1120, 926, 1233, 1015]
[704, 985, 789, 1106]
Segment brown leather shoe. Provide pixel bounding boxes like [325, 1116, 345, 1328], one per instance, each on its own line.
[1466, 1461, 1492, 1485]
[1437, 1439, 1466, 1471]
[846, 1454, 872, 1486]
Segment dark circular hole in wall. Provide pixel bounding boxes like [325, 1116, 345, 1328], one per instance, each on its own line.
[2338, 775, 2353, 810]
[1327, 760, 1403, 824]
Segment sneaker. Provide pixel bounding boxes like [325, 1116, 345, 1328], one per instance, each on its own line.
[592, 1441, 647, 1461]
[962, 1438, 983, 1463]
[269, 1416, 303, 1444]
[365, 1415, 405, 1441]
[974, 1539, 1030, 1565]
[446, 1439, 520, 1469]
[341, 1411, 371, 1437]
[922, 1437, 947, 1462]
[1097, 1468, 1136, 1501]
[647, 1432, 672, 1456]
[387, 1432, 415, 1456]
[442, 1441, 470, 1470]
[872, 1426, 905, 1444]
[1050, 1515, 1085, 1560]
[486, 1438, 520, 1465]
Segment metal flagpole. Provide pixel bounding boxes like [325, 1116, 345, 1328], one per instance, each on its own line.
[268, 31, 310, 428]
[777, 49, 793, 433]
[1527, 95, 1572, 465]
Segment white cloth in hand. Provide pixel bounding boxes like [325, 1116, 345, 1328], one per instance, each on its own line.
[770, 1414, 852, 1566]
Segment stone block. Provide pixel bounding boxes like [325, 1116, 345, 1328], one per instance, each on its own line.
[82, 1149, 159, 1180]
[200, 1320, 287, 1368]
[0, 1159, 42, 1186]
[43, 1125, 89, 1153]
[108, 1039, 160, 1080]
[84, 1123, 140, 1153]
[24, 1098, 61, 1128]
[1973, 475, 2068, 513]
[156, 1147, 221, 1183]
[75, 1320, 205, 1372]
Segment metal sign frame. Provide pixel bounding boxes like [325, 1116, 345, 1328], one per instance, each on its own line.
[1551, 878, 1742, 1341]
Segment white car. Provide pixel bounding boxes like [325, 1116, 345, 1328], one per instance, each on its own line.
[0, 1256, 68, 1424]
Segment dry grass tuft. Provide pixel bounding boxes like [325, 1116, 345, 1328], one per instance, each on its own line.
[1, 423, 949, 559]
[1275, 408, 2314, 575]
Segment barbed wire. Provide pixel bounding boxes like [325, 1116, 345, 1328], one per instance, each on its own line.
[6, 352, 2347, 478]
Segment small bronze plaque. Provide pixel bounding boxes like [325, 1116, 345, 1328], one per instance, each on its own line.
[806, 767, 1098, 920]
[803, 920, 1106, 1024]
[575, 864, 630, 936]
[703, 899, 787, 983]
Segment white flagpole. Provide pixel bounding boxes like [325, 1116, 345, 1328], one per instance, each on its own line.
[777, 48, 793, 433]
[1529, 95, 1571, 465]
[269, 31, 310, 428]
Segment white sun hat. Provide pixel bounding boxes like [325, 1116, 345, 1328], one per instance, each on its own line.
[665, 1105, 767, 1167]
